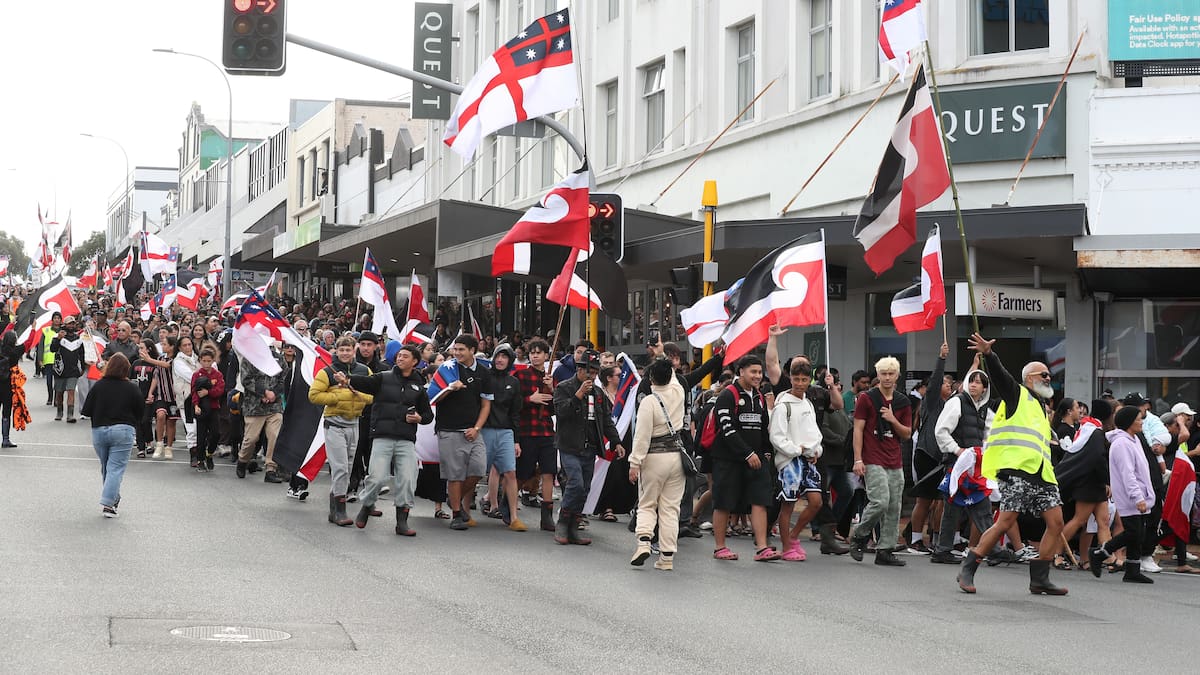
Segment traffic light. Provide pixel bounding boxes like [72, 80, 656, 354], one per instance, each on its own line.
[222, 0, 287, 75]
[588, 193, 623, 262]
[668, 264, 702, 307]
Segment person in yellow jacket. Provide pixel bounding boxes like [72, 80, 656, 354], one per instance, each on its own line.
[957, 332, 1067, 597]
[308, 335, 374, 526]
[37, 313, 63, 405]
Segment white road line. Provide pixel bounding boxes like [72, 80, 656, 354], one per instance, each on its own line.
[0, 453, 230, 467]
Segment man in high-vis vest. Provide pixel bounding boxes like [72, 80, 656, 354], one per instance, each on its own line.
[957, 333, 1067, 596]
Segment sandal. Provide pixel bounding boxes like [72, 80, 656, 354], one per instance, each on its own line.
[434, 509, 451, 520]
[600, 510, 619, 522]
[1172, 565, 1200, 574]
[713, 547, 739, 561]
[1053, 554, 1073, 571]
[754, 546, 781, 562]
[136, 450, 146, 459]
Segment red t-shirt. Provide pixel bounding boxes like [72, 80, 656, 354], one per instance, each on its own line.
[854, 389, 911, 469]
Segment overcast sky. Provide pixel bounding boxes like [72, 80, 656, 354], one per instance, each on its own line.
[0, 0, 422, 257]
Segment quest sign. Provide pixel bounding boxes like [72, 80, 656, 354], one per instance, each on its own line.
[936, 83, 1065, 163]
[412, 3, 453, 120]
[954, 283, 1056, 321]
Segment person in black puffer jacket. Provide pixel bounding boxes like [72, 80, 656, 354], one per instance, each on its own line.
[345, 344, 433, 535]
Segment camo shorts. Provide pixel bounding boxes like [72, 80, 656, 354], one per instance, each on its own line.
[997, 474, 1062, 515]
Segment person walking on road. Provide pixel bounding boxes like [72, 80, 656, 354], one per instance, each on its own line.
[0, 331, 25, 448]
[308, 335, 373, 526]
[956, 333, 1068, 596]
[1088, 407, 1158, 584]
[628, 358, 687, 570]
[344, 344, 433, 536]
[82, 353, 145, 518]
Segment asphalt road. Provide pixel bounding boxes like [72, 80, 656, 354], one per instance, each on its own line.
[2, 373, 1198, 673]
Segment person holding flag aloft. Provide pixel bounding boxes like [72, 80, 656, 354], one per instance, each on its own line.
[956, 333, 1068, 596]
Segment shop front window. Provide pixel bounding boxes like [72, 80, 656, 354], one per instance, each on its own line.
[1098, 299, 1200, 411]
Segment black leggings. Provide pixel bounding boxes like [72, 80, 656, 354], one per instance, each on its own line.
[195, 407, 220, 459]
[1104, 513, 1151, 559]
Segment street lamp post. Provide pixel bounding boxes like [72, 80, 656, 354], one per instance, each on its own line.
[153, 48, 233, 300]
[79, 133, 128, 261]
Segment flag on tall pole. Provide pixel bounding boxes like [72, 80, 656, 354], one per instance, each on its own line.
[174, 270, 210, 311]
[722, 232, 827, 362]
[467, 303, 484, 341]
[359, 248, 402, 339]
[232, 290, 289, 377]
[889, 226, 944, 333]
[443, 9, 579, 158]
[11, 274, 83, 351]
[879, 0, 928, 78]
[398, 270, 434, 345]
[546, 248, 631, 320]
[492, 167, 592, 277]
[852, 64, 949, 276]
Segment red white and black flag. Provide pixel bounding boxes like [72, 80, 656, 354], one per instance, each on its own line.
[493, 167, 591, 278]
[9, 274, 83, 351]
[174, 270, 210, 311]
[722, 231, 827, 362]
[546, 247, 631, 320]
[398, 270, 435, 345]
[54, 214, 73, 265]
[852, 64, 949, 276]
[890, 225, 944, 333]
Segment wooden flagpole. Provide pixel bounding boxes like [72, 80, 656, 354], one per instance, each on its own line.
[780, 71, 901, 215]
[651, 77, 778, 208]
[1001, 29, 1087, 206]
[921, 42, 980, 336]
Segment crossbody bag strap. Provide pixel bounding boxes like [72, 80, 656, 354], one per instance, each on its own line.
[652, 393, 678, 436]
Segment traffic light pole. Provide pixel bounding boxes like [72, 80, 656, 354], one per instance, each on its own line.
[701, 180, 717, 389]
[284, 33, 587, 164]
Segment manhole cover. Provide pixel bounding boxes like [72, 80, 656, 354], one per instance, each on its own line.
[170, 626, 292, 643]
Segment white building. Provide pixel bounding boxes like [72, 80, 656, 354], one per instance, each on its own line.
[103, 166, 177, 257]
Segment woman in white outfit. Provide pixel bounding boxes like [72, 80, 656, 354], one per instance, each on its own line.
[172, 334, 200, 456]
[628, 358, 687, 571]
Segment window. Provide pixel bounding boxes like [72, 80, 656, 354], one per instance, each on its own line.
[971, 0, 1049, 55]
[607, 0, 619, 22]
[603, 81, 619, 167]
[642, 62, 665, 155]
[517, 0, 526, 27]
[735, 22, 755, 124]
[468, 7, 480, 68]
[297, 156, 305, 204]
[810, 0, 832, 99]
[541, 135, 557, 187]
[490, 0, 501, 49]
[309, 148, 319, 203]
[488, 138, 499, 203]
[512, 140, 523, 199]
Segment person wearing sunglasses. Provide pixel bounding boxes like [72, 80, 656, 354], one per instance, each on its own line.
[955, 333, 1068, 597]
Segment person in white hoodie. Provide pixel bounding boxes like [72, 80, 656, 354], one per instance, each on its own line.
[627, 358, 687, 571]
[769, 361, 824, 562]
[930, 368, 997, 564]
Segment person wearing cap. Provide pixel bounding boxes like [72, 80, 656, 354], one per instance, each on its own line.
[956, 333, 1067, 596]
[482, 343, 527, 532]
[347, 331, 385, 502]
[1088, 406, 1157, 584]
[553, 349, 624, 545]
[50, 315, 85, 423]
[1121, 392, 1169, 573]
[234, 345, 286, 481]
[434, 334, 494, 531]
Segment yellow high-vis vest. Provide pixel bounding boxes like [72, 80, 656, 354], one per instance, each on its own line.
[981, 386, 1056, 484]
[41, 327, 57, 366]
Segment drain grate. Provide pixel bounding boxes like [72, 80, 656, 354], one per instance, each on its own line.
[170, 626, 292, 643]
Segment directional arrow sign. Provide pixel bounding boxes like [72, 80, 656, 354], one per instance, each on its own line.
[256, 0, 278, 13]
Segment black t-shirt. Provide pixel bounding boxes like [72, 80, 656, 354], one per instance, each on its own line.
[131, 359, 155, 399]
[434, 359, 495, 431]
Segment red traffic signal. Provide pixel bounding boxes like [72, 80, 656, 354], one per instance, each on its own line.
[588, 193, 623, 263]
[222, 0, 287, 74]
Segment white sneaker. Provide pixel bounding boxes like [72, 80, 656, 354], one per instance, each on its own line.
[699, 521, 713, 531]
[216, 445, 232, 458]
[152, 441, 164, 459]
[1141, 556, 1163, 573]
[379, 485, 391, 496]
[1016, 545, 1038, 562]
[346, 492, 359, 503]
[1188, 552, 1198, 562]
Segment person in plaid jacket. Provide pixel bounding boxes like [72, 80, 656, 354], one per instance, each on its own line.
[512, 338, 558, 532]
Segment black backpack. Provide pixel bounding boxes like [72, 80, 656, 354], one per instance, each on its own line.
[866, 387, 911, 443]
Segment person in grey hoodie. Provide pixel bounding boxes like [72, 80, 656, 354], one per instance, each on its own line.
[929, 367, 996, 564]
[1089, 406, 1157, 583]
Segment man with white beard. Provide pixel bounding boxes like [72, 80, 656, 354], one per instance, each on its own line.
[955, 333, 1068, 597]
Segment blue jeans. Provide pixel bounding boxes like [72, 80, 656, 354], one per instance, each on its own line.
[93, 424, 134, 508]
[559, 451, 595, 515]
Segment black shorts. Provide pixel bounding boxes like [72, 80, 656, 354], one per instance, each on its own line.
[908, 448, 945, 500]
[515, 435, 557, 481]
[711, 456, 775, 511]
